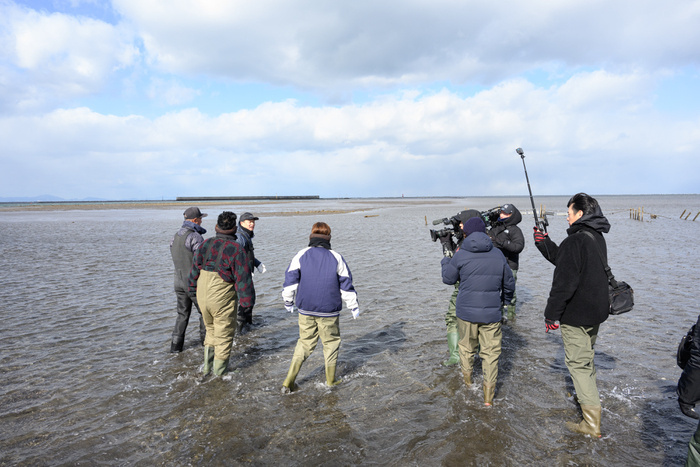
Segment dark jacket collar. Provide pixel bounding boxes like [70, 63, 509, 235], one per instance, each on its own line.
[567, 205, 611, 235]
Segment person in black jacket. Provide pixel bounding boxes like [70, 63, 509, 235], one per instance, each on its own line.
[488, 204, 524, 322]
[534, 193, 610, 437]
[235, 212, 266, 334]
[678, 315, 700, 465]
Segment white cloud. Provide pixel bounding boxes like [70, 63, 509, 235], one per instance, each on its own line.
[0, 1, 699, 199]
[111, 0, 700, 89]
[1, 70, 698, 198]
[0, 2, 138, 113]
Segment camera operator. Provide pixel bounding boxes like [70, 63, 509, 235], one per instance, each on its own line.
[488, 204, 524, 322]
[437, 209, 481, 366]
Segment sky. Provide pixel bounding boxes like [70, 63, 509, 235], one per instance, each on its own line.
[1, 0, 699, 200]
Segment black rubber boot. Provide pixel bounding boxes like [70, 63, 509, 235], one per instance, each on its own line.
[170, 336, 184, 353]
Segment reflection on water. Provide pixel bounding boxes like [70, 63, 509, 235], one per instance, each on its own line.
[1, 195, 699, 465]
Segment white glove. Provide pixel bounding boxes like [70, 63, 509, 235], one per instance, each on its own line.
[257, 263, 266, 274]
[285, 303, 297, 313]
[351, 308, 361, 319]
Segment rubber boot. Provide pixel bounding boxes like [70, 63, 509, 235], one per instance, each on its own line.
[500, 306, 508, 325]
[566, 405, 602, 438]
[212, 358, 229, 376]
[506, 304, 516, 322]
[202, 346, 215, 375]
[282, 358, 304, 393]
[326, 363, 341, 387]
[237, 306, 253, 334]
[170, 336, 184, 353]
[462, 371, 473, 386]
[483, 383, 496, 406]
[442, 332, 460, 367]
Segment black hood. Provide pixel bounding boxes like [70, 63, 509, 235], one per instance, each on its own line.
[500, 205, 522, 227]
[574, 205, 611, 234]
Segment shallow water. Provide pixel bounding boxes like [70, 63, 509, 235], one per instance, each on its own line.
[1, 195, 699, 465]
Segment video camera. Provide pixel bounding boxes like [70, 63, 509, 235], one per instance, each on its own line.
[429, 206, 505, 257]
[480, 206, 502, 231]
[429, 215, 463, 257]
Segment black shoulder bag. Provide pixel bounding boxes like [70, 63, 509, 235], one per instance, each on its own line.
[582, 230, 634, 315]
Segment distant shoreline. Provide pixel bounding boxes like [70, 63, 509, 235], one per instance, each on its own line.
[176, 195, 319, 201]
[0, 197, 453, 214]
[0, 200, 359, 215]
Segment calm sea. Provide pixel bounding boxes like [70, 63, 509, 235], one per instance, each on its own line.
[1, 194, 698, 465]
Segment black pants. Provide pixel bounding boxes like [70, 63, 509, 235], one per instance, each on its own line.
[172, 286, 206, 345]
[237, 305, 254, 325]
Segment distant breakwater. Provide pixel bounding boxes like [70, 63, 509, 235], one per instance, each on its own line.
[176, 195, 319, 201]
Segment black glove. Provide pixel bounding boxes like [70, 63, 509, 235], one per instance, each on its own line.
[438, 232, 451, 245]
[533, 227, 548, 243]
[438, 233, 455, 257]
[680, 400, 700, 419]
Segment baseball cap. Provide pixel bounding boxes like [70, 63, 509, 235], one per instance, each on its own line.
[183, 207, 207, 219]
[500, 204, 514, 215]
[240, 212, 259, 222]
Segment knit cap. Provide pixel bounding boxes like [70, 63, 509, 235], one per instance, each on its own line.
[463, 217, 486, 237]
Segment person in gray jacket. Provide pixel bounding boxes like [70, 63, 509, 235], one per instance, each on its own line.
[169, 207, 207, 352]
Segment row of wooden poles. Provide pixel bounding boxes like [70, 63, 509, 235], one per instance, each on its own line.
[680, 209, 700, 221]
[630, 208, 645, 221]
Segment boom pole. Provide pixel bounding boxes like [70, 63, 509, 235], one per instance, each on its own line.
[516, 147, 546, 232]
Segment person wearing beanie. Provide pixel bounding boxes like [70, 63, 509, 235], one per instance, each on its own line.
[235, 212, 266, 334]
[441, 216, 514, 406]
[440, 209, 481, 367]
[187, 211, 254, 376]
[487, 203, 525, 323]
[169, 206, 208, 352]
[281, 222, 360, 393]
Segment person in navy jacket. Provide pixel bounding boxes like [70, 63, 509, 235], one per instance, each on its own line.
[281, 222, 359, 393]
[441, 216, 514, 406]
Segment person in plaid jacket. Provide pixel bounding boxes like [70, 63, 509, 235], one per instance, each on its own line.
[188, 211, 253, 376]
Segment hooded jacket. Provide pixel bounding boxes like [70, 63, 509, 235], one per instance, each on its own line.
[488, 205, 525, 271]
[543, 206, 611, 326]
[441, 231, 515, 324]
